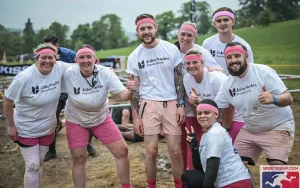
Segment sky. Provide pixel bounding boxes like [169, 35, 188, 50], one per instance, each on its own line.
[0, 0, 240, 33]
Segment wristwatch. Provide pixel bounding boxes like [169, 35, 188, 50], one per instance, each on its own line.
[176, 103, 185, 108]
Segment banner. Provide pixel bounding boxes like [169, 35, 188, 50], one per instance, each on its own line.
[0, 63, 31, 76]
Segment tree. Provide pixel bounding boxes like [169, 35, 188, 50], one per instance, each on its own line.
[177, 1, 212, 35]
[48, 22, 69, 47]
[35, 28, 50, 44]
[22, 18, 36, 53]
[70, 23, 92, 50]
[155, 11, 176, 40]
[91, 14, 128, 50]
[0, 25, 22, 58]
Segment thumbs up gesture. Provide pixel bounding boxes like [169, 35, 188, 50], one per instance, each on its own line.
[258, 85, 273, 104]
[126, 74, 135, 92]
[188, 87, 201, 105]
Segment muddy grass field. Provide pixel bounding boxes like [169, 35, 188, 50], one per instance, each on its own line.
[0, 99, 299, 188]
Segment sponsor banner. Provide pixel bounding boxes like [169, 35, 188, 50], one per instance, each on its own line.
[0, 63, 31, 76]
[260, 165, 300, 188]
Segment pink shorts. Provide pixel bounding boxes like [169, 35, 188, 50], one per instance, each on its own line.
[235, 128, 294, 165]
[66, 115, 123, 149]
[139, 99, 181, 135]
[17, 132, 55, 146]
[223, 179, 251, 188]
[220, 121, 244, 142]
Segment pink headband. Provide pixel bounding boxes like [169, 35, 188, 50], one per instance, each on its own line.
[136, 18, 157, 28]
[213, 11, 235, 22]
[224, 46, 248, 56]
[75, 48, 96, 60]
[196, 104, 218, 114]
[184, 54, 203, 62]
[179, 24, 197, 36]
[35, 48, 56, 57]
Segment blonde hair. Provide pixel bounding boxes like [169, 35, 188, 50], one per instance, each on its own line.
[34, 43, 58, 59]
[185, 48, 202, 56]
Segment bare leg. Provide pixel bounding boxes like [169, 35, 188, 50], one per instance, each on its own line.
[165, 134, 183, 179]
[144, 135, 159, 180]
[70, 147, 88, 188]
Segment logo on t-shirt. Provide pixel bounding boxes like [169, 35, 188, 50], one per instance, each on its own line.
[260, 166, 299, 188]
[32, 86, 39, 94]
[74, 87, 80, 95]
[138, 60, 145, 69]
[229, 88, 236, 97]
[210, 50, 216, 57]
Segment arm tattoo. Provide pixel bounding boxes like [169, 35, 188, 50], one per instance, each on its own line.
[174, 63, 185, 102]
[132, 88, 140, 113]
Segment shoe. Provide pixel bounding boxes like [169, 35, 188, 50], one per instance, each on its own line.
[87, 143, 96, 156]
[44, 151, 57, 162]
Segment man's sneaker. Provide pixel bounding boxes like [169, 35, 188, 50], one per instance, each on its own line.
[44, 151, 57, 162]
[87, 143, 96, 156]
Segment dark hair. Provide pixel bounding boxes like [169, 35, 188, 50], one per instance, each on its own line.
[43, 34, 59, 45]
[78, 44, 96, 52]
[135, 13, 155, 25]
[213, 7, 234, 16]
[224, 42, 248, 52]
[199, 99, 219, 109]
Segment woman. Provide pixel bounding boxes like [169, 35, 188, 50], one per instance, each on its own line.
[62, 44, 133, 188]
[182, 99, 251, 188]
[3, 43, 70, 188]
[184, 49, 244, 142]
[175, 22, 223, 170]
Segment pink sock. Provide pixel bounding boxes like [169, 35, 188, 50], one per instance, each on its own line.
[122, 183, 131, 188]
[174, 178, 183, 188]
[147, 179, 156, 188]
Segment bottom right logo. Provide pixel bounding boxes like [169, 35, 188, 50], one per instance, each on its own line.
[261, 165, 300, 188]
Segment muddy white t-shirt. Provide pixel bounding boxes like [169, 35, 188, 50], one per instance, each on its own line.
[127, 40, 182, 101]
[62, 64, 124, 127]
[183, 71, 243, 122]
[202, 34, 254, 75]
[5, 61, 69, 137]
[200, 123, 250, 187]
[180, 44, 222, 75]
[214, 64, 295, 132]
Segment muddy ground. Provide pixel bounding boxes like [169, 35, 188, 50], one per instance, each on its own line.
[0, 99, 299, 188]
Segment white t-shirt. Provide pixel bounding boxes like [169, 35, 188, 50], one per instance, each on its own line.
[127, 40, 182, 101]
[202, 34, 254, 75]
[180, 44, 222, 75]
[62, 64, 124, 127]
[214, 64, 295, 132]
[199, 122, 250, 188]
[183, 71, 243, 122]
[5, 61, 70, 137]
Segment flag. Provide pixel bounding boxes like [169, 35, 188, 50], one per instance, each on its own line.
[191, 0, 196, 23]
[2, 50, 6, 63]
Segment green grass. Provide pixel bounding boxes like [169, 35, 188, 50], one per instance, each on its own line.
[97, 19, 300, 65]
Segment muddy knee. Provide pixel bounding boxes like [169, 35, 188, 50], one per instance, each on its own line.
[28, 163, 41, 172]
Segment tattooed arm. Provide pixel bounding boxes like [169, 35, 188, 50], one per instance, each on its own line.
[174, 63, 186, 125]
[130, 75, 144, 136]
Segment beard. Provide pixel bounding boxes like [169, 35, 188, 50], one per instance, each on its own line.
[227, 58, 248, 77]
[140, 34, 156, 44]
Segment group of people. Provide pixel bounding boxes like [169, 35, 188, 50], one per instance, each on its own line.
[2, 6, 295, 188]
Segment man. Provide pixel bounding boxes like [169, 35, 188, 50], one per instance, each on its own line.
[214, 42, 295, 166]
[202, 7, 254, 75]
[43, 34, 96, 161]
[127, 14, 185, 188]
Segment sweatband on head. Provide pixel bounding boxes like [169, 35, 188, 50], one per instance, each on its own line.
[213, 11, 235, 22]
[136, 18, 157, 28]
[179, 24, 197, 36]
[196, 104, 219, 115]
[184, 54, 203, 62]
[224, 46, 248, 56]
[35, 48, 56, 57]
[75, 48, 96, 60]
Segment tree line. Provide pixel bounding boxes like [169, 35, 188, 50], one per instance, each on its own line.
[0, 0, 299, 61]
